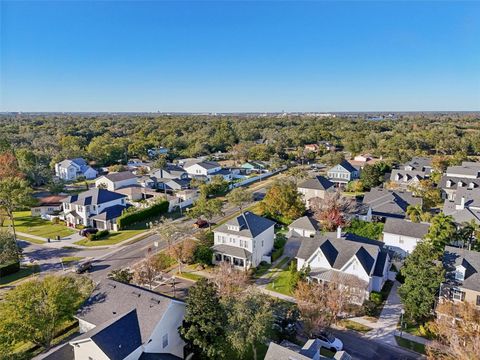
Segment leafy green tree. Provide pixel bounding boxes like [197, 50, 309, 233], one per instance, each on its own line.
[153, 155, 168, 169]
[0, 275, 93, 350]
[226, 291, 273, 360]
[360, 164, 384, 190]
[188, 197, 224, 231]
[454, 220, 479, 251]
[345, 219, 384, 240]
[406, 204, 423, 223]
[425, 213, 456, 252]
[226, 187, 253, 213]
[179, 279, 227, 359]
[0, 230, 22, 265]
[47, 178, 65, 195]
[398, 241, 445, 323]
[0, 177, 34, 241]
[107, 269, 133, 283]
[409, 179, 442, 210]
[260, 180, 305, 223]
[86, 134, 127, 166]
[200, 176, 229, 198]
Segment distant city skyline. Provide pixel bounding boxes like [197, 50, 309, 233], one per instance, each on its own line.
[1, 1, 479, 112]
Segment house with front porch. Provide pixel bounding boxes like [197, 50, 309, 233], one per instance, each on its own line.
[297, 175, 335, 208]
[55, 158, 97, 181]
[327, 160, 359, 185]
[61, 188, 128, 231]
[296, 229, 391, 302]
[212, 211, 275, 269]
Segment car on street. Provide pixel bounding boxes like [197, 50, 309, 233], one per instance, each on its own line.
[314, 331, 343, 352]
[193, 219, 209, 228]
[79, 228, 98, 236]
[74, 259, 93, 274]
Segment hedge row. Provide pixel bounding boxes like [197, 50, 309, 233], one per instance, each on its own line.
[0, 261, 20, 277]
[117, 201, 169, 229]
[89, 230, 109, 240]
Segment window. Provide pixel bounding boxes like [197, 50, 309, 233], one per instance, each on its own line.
[477, 295, 480, 306]
[162, 334, 168, 348]
[262, 240, 264, 247]
[215, 253, 222, 262]
[452, 288, 465, 301]
[455, 267, 465, 281]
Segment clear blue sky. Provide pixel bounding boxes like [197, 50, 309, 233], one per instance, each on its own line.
[1, 1, 479, 112]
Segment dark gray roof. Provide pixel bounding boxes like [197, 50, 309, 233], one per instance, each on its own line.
[363, 188, 422, 218]
[288, 216, 319, 232]
[215, 211, 275, 238]
[73, 309, 142, 360]
[185, 160, 220, 170]
[34, 343, 74, 360]
[264, 342, 311, 360]
[210, 168, 232, 176]
[337, 160, 358, 173]
[373, 250, 389, 277]
[440, 176, 480, 191]
[383, 218, 430, 239]
[446, 162, 480, 177]
[296, 232, 383, 275]
[77, 279, 182, 343]
[65, 188, 126, 206]
[443, 188, 480, 224]
[404, 157, 432, 171]
[103, 171, 137, 182]
[390, 169, 428, 183]
[91, 204, 129, 221]
[212, 244, 252, 259]
[139, 353, 182, 360]
[443, 246, 480, 292]
[298, 175, 334, 191]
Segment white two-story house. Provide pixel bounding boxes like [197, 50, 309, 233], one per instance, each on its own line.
[382, 218, 430, 257]
[297, 175, 335, 208]
[327, 160, 360, 185]
[212, 211, 276, 268]
[184, 160, 221, 177]
[296, 229, 391, 301]
[55, 158, 97, 181]
[62, 188, 128, 231]
[95, 171, 138, 191]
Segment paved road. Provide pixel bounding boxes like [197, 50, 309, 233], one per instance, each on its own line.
[331, 329, 422, 360]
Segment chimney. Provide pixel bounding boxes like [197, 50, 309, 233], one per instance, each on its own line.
[460, 196, 465, 209]
[336, 226, 342, 239]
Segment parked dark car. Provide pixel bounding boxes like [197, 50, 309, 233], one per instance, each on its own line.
[193, 219, 209, 229]
[74, 259, 93, 274]
[79, 228, 98, 236]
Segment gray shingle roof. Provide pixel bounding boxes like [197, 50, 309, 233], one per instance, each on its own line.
[264, 342, 311, 360]
[91, 204, 129, 221]
[103, 171, 137, 182]
[363, 188, 422, 218]
[443, 246, 480, 292]
[73, 309, 142, 360]
[65, 188, 126, 206]
[212, 244, 252, 259]
[446, 162, 480, 177]
[404, 157, 432, 171]
[390, 169, 428, 183]
[296, 232, 383, 275]
[443, 188, 480, 225]
[76, 280, 182, 343]
[139, 353, 182, 360]
[215, 211, 275, 238]
[288, 216, 319, 232]
[383, 218, 430, 239]
[440, 176, 480, 190]
[298, 175, 334, 191]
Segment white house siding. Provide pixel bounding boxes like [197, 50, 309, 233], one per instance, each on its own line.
[288, 227, 316, 238]
[63, 197, 126, 227]
[83, 167, 98, 180]
[185, 163, 221, 177]
[371, 276, 383, 292]
[95, 177, 137, 191]
[214, 232, 253, 254]
[123, 347, 144, 360]
[340, 256, 372, 285]
[73, 340, 110, 360]
[144, 302, 186, 359]
[383, 232, 420, 256]
[78, 318, 96, 334]
[301, 249, 335, 270]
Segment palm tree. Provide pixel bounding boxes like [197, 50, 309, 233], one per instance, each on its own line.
[425, 212, 456, 252]
[456, 220, 479, 250]
[406, 204, 423, 223]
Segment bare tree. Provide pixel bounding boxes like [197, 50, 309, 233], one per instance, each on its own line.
[427, 301, 480, 360]
[310, 190, 355, 231]
[211, 262, 250, 299]
[150, 217, 190, 251]
[166, 238, 197, 274]
[132, 249, 161, 290]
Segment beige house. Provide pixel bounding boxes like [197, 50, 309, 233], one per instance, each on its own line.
[441, 246, 480, 307]
[297, 175, 335, 208]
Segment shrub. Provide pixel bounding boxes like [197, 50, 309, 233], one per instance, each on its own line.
[89, 230, 109, 240]
[274, 234, 287, 250]
[193, 245, 213, 266]
[345, 219, 384, 240]
[0, 261, 20, 276]
[370, 291, 383, 305]
[271, 247, 284, 262]
[363, 299, 377, 316]
[75, 224, 85, 230]
[153, 252, 176, 270]
[117, 201, 169, 229]
[51, 217, 59, 224]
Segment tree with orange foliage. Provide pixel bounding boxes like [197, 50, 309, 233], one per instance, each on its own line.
[310, 190, 355, 231]
[0, 152, 23, 180]
[210, 261, 249, 299]
[427, 301, 480, 360]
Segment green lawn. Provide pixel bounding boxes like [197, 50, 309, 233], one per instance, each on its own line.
[61, 256, 84, 264]
[254, 262, 272, 278]
[2, 211, 75, 239]
[0, 265, 40, 286]
[74, 229, 146, 246]
[176, 272, 205, 281]
[338, 319, 373, 333]
[16, 235, 45, 244]
[394, 336, 426, 354]
[266, 268, 294, 296]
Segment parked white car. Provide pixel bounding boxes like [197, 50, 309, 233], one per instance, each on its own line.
[315, 332, 343, 352]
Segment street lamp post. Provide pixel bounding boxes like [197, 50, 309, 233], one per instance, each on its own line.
[400, 309, 405, 338]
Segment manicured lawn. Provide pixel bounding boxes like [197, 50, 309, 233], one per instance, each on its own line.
[254, 262, 272, 278]
[338, 319, 373, 333]
[2, 211, 75, 239]
[61, 256, 84, 264]
[394, 335, 426, 355]
[266, 268, 294, 296]
[16, 235, 45, 244]
[176, 272, 204, 281]
[74, 229, 146, 246]
[0, 265, 40, 286]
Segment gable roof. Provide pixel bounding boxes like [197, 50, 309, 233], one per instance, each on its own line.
[443, 246, 480, 292]
[264, 342, 311, 360]
[390, 169, 428, 183]
[363, 188, 422, 217]
[72, 309, 142, 360]
[185, 160, 220, 170]
[215, 211, 275, 238]
[298, 175, 334, 191]
[296, 232, 383, 275]
[76, 279, 182, 343]
[91, 204, 129, 221]
[404, 157, 432, 171]
[288, 216, 319, 232]
[446, 162, 480, 178]
[440, 176, 480, 190]
[331, 160, 357, 173]
[103, 171, 137, 182]
[383, 218, 430, 239]
[65, 188, 126, 206]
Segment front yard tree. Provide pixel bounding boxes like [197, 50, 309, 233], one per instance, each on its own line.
[360, 163, 383, 190]
[188, 197, 223, 231]
[132, 249, 163, 289]
[226, 291, 273, 360]
[311, 190, 355, 231]
[0, 275, 93, 351]
[260, 180, 305, 222]
[398, 241, 445, 323]
[179, 279, 227, 359]
[211, 262, 249, 299]
[0, 177, 34, 241]
[166, 238, 197, 274]
[425, 213, 456, 252]
[226, 187, 253, 213]
[0, 230, 22, 264]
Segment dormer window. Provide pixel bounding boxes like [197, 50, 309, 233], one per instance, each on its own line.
[455, 266, 465, 281]
[458, 181, 463, 188]
[469, 182, 475, 189]
[227, 225, 240, 231]
[446, 180, 452, 188]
